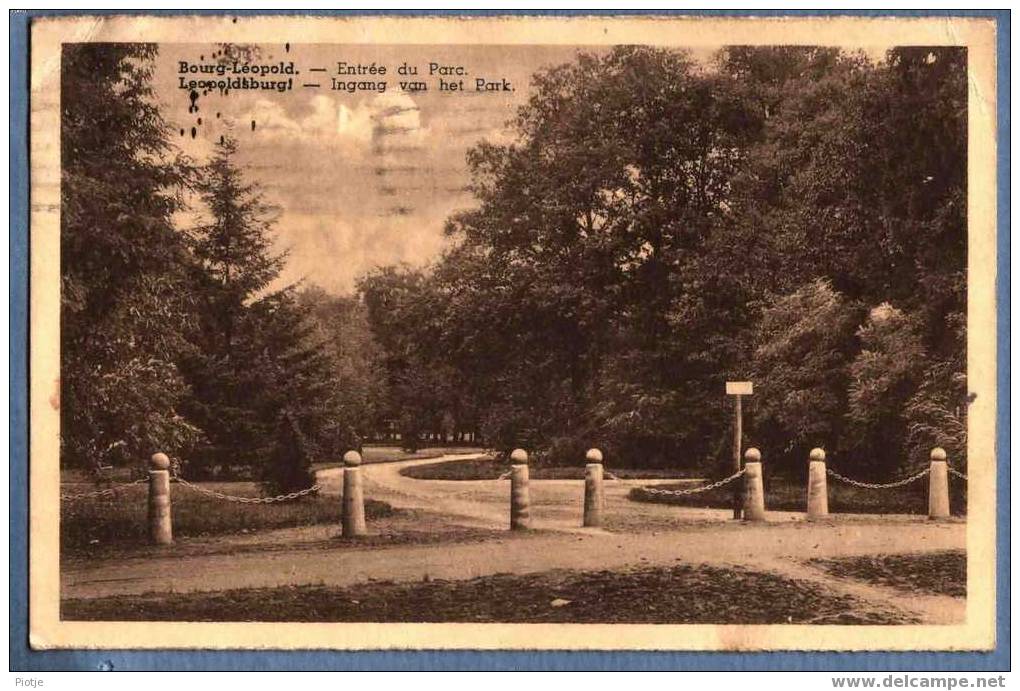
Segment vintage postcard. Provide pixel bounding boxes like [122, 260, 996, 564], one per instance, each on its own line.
[27, 13, 999, 653]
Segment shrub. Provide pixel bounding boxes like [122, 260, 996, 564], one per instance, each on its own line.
[261, 412, 316, 496]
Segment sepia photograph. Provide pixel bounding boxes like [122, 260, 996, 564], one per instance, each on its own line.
[20, 12, 1001, 659]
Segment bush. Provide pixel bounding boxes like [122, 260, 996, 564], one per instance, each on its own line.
[537, 434, 593, 467]
[261, 412, 316, 496]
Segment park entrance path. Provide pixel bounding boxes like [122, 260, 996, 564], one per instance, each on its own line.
[62, 454, 966, 623]
[316, 452, 739, 532]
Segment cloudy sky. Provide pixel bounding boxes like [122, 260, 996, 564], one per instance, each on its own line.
[153, 43, 603, 294]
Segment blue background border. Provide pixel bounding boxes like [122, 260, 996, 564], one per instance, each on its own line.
[8, 8, 1010, 672]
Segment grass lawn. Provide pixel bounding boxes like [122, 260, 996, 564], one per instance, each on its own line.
[61, 562, 911, 624]
[401, 457, 699, 481]
[629, 476, 951, 515]
[60, 445, 485, 554]
[61, 445, 487, 484]
[60, 481, 394, 554]
[809, 550, 966, 597]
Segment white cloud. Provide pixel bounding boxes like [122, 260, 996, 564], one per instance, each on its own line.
[242, 92, 427, 152]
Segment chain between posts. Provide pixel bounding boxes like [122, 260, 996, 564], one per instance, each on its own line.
[947, 466, 968, 481]
[825, 466, 930, 489]
[641, 467, 746, 497]
[174, 477, 321, 504]
[59, 477, 148, 502]
[61, 475, 322, 504]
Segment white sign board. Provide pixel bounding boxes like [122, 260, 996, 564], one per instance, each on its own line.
[725, 381, 753, 396]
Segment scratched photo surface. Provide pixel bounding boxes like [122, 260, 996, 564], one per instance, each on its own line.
[29, 15, 998, 652]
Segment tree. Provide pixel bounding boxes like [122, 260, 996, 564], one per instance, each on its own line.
[434, 46, 758, 466]
[361, 45, 969, 477]
[358, 266, 459, 451]
[181, 137, 341, 482]
[726, 46, 967, 328]
[730, 46, 968, 475]
[903, 311, 967, 473]
[298, 287, 389, 445]
[749, 280, 861, 473]
[844, 304, 927, 477]
[60, 43, 200, 469]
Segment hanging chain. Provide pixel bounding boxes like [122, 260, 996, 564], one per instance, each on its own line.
[641, 468, 746, 497]
[947, 466, 968, 481]
[174, 477, 321, 504]
[825, 466, 930, 489]
[63, 475, 320, 504]
[60, 477, 147, 502]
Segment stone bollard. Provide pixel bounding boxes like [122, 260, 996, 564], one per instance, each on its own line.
[928, 447, 950, 519]
[148, 452, 173, 545]
[806, 448, 829, 520]
[742, 448, 766, 522]
[583, 448, 605, 527]
[509, 448, 531, 530]
[341, 450, 367, 537]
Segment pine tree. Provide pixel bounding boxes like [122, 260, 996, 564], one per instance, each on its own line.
[181, 137, 342, 485]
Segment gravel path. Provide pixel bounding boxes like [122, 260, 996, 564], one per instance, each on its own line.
[61, 453, 966, 623]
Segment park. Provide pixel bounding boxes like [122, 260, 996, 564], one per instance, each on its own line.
[56, 43, 971, 629]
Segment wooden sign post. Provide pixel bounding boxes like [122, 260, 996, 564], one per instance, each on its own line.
[725, 381, 753, 519]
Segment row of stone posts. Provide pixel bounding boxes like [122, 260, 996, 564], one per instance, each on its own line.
[144, 449, 370, 546]
[505, 445, 769, 530]
[741, 447, 952, 522]
[505, 445, 956, 530]
[801, 447, 952, 521]
[146, 444, 957, 544]
[508, 448, 607, 530]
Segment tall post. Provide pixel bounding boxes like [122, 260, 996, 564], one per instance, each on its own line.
[732, 394, 743, 519]
[342, 450, 367, 537]
[583, 448, 605, 527]
[148, 452, 173, 545]
[509, 448, 531, 530]
[928, 447, 950, 519]
[806, 447, 829, 520]
[726, 381, 753, 519]
[742, 447, 766, 522]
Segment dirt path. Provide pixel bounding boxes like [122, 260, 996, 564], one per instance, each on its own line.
[62, 454, 966, 623]
[315, 452, 739, 532]
[746, 556, 965, 624]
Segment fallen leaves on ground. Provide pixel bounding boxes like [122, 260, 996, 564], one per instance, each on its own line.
[62, 562, 912, 624]
[808, 550, 965, 597]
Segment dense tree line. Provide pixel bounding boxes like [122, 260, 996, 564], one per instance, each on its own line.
[360, 46, 968, 479]
[61, 43, 968, 486]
